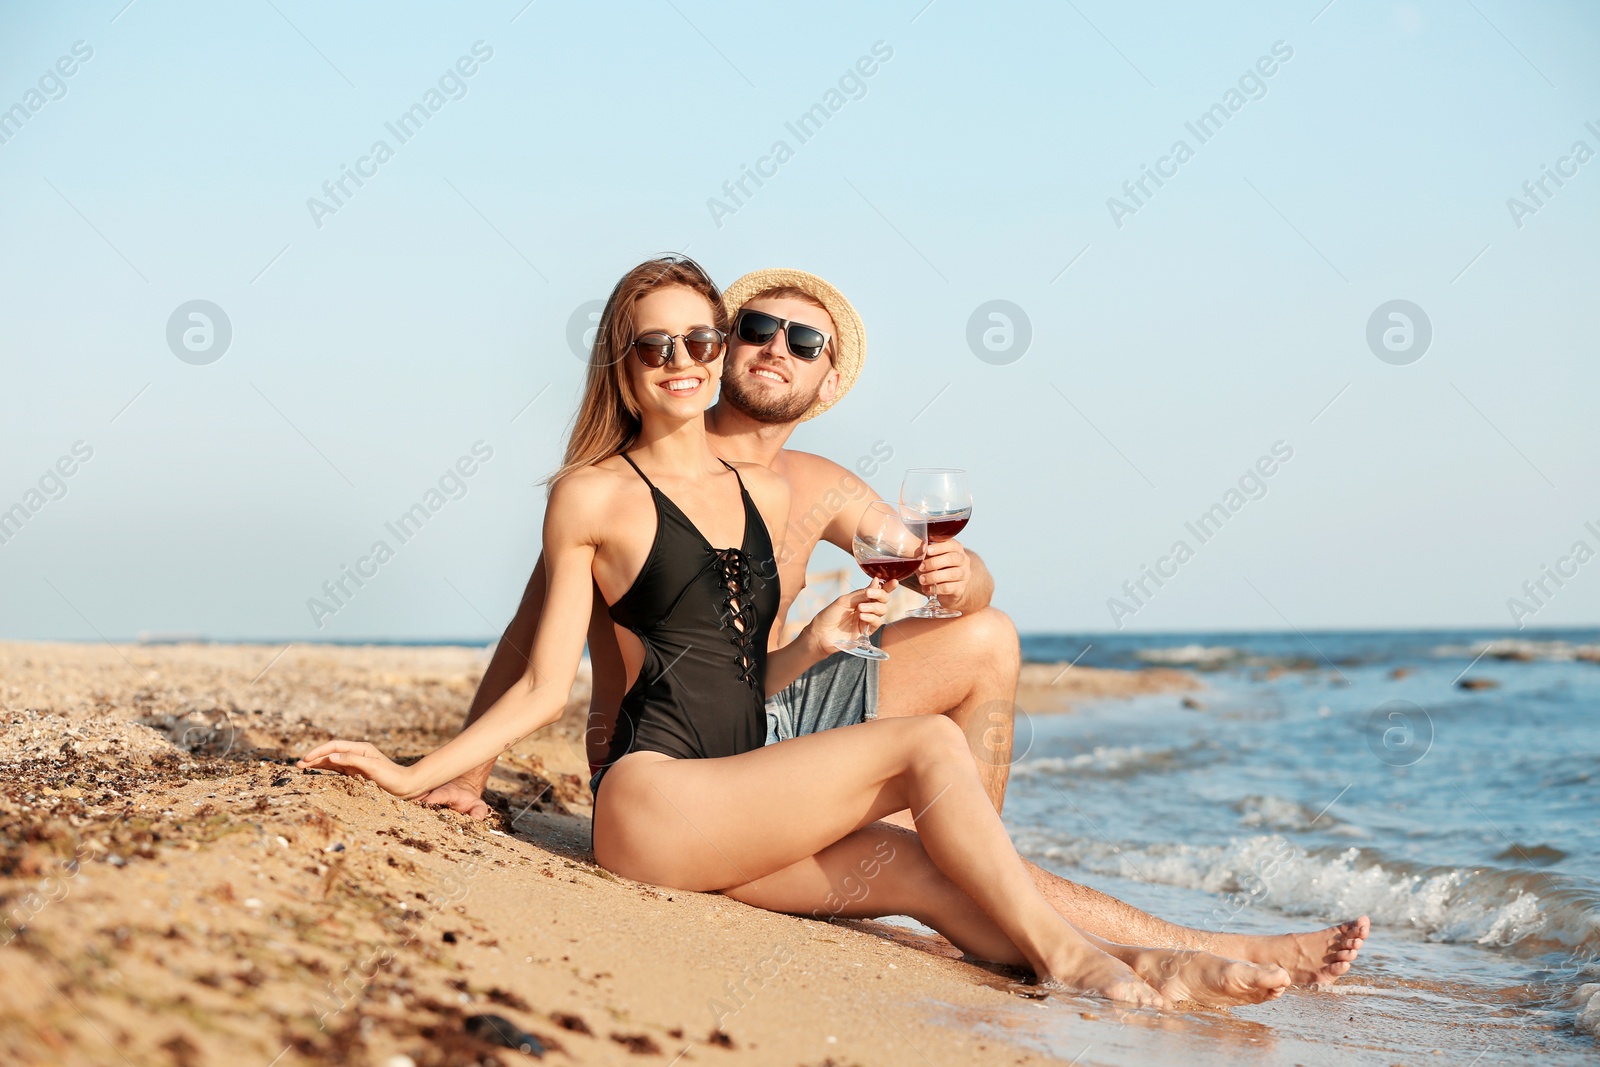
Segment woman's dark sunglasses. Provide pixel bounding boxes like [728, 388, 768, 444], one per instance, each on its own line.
[734, 309, 830, 361]
[629, 327, 727, 368]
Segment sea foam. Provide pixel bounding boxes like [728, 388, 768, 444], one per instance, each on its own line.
[1015, 831, 1600, 951]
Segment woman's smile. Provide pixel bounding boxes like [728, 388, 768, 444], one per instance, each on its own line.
[658, 374, 706, 396]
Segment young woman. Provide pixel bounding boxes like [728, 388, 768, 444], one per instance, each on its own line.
[298, 257, 1292, 1008]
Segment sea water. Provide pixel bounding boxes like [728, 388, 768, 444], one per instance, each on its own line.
[987, 628, 1600, 1063]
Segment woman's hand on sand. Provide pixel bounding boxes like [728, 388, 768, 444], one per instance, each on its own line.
[297, 740, 422, 799]
[417, 776, 492, 820]
[806, 580, 894, 654]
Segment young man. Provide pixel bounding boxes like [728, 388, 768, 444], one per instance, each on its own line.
[425, 267, 1367, 985]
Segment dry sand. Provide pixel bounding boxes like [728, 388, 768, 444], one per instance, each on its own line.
[0, 642, 1196, 1067]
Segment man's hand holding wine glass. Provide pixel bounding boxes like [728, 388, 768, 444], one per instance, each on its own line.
[900, 468, 973, 620]
[912, 537, 973, 607]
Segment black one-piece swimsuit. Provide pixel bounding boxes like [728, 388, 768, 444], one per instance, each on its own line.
[590, 453, 780, 795]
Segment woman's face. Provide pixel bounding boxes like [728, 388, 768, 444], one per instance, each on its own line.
[625, 286, 724, 421]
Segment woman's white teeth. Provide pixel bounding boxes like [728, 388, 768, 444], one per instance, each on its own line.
[664, 378, 700, 392]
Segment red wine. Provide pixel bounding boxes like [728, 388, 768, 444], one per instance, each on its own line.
[924, 511, 971, 542]
[859, 556, 921, 582]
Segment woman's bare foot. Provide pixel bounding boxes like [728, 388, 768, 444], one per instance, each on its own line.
[1119, 946, 1291, 1008]
[1222, 916, 1370, 986]
[1039, 942, 1171, 1010]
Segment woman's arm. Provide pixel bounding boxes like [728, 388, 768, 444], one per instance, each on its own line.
[439, 554, 549, 801]
[299, 475, 602, 797]
[763, 581, 891, 695]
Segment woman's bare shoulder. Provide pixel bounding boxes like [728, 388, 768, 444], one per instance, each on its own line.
[547, 460, 639, 525]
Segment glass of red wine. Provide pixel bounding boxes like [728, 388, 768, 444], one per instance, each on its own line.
[835, 501, 926, 660]
[900, 468, 971, 619]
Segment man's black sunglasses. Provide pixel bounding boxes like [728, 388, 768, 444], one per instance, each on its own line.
[734, 309, 831, 362]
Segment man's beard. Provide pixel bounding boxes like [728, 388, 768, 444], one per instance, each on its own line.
[720, 364, 822, 424]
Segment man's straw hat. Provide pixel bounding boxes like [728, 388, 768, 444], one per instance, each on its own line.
[721, 268, 865, 422]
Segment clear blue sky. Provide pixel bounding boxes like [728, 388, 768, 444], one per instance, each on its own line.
[3, 0, 1598, 641]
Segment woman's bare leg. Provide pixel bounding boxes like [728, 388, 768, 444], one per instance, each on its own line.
[721, 823, 1031, 966]
[723, 823, 1290, 1007]
[597, 715, 1160, 1005]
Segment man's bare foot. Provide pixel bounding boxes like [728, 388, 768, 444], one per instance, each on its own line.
[1223, 916, 1370, 986]
[1120, 947, 1291, 1008]
[1040, 943, 1171, 1009]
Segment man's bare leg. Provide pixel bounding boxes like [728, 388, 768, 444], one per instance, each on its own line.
[1025, 867, 1370, 985]
[866, 606, 1368, 984]
[874, 606, 1021, 812]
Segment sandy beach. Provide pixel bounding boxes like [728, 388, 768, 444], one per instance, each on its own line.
[0, 641, 1204, 1067]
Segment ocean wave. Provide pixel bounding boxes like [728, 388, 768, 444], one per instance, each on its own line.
[1014, 831, 1600, 952]
[1432, 638, 1600, 663]
[1571, 981, 1600, 1037]
[1135, 645, 1242, 667]
[1011, 744, 1196, 780]
[1234, 794, 1345, 832]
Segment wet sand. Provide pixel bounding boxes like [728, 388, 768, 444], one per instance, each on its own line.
[1014, 663, 1199, 716]
[2, 641, 1198, 1066]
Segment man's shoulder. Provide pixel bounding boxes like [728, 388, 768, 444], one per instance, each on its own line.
[777, 448, 857, 486]
[730, 460, 788, 496]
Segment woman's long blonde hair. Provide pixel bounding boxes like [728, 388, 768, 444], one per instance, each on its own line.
[548, 256, 729, 487]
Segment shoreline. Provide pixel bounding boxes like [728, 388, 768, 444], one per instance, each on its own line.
[1015, 662, 1199, 716]
[0, 641, 1197, 1066]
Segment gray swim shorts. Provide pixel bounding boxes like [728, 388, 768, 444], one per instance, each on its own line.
[764, 630, 883, 745]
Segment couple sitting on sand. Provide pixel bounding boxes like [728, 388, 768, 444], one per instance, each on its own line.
[300, 257, 1368, 1008]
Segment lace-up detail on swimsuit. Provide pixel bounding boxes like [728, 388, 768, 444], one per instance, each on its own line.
[713, 547, 760, 689]
[594, 453, 779, 794]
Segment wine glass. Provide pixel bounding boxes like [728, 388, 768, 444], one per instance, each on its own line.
[835, 501, 926, 660]
[900, 468, 972, 619]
